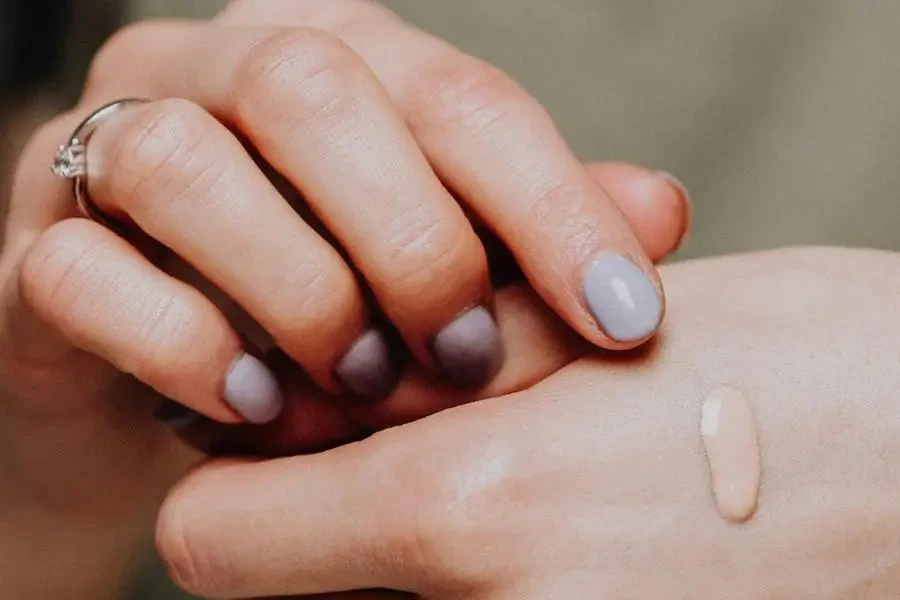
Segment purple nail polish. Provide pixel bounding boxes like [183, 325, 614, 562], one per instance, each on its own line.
[223, 353, 283, 424]
[433, 306, 504, 388]
[334, 328, 401, 399]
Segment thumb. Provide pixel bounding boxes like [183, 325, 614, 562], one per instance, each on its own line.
[584, 161, 692, 262]
[157, 429, 443, 598]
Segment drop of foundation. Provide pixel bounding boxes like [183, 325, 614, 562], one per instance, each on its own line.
[700, 386, 760, 523]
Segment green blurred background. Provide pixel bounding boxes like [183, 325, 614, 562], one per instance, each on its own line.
[3, 0, 900, 597]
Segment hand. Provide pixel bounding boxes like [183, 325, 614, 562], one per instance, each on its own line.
[0, 171, 681, 600]
[11, 0, 688, 431]
[1, 0, 690, 501]
[156, 247, 900, 600]
[1, 9, 688, 597]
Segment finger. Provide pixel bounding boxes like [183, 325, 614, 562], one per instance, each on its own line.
[157, 454, 387, 598]
[91, 26, 503, 390]
[18, 218, 281, 423]
[157, 433, 444, 598]
[348, 283, 588, 430]
[188, 282, 586, 457]
[201, 163, 691, 444]
[83, 25, 690, 272]
[2, 112, 101, 380]
[478, 162, 692, 287]
[82, 98, 409, 398]
[3, 112, 681, 392]
[216, 1, 666, 350]
[583, 162, 692, 262]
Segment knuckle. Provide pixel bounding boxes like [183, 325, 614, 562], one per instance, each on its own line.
[156, 476, 233, 597]
[265, 263, 360, 349]
[19, 220, 109, 316]
[107, 99, 225, 217]
[524, 182, 605, 265]
[382, 207, 482, 294]
[234, 28, 362, 127]
[368, 428, 507, 586]
[127, 291, 202, 386]
[406, 58, 534, 135]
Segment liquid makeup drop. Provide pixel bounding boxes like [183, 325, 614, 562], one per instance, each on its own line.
[700, 386, 761, 523]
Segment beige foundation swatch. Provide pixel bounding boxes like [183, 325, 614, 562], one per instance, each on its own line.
[701, 386, 760, 523]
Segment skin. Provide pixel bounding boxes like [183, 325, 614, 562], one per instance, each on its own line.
[149, 247, 900, 600]
[9, 0, 681, 429]
[0, 164, 684, 600]
[0, 3, 691, 592]
[0, 70, 688, 600]
[3, 4, 893, 599]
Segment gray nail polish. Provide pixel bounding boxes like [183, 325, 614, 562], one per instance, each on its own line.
[224, 353, 283, 424]
[334, 328, 400, 399]
[583, 254, 663, 342]
[154, 400, 206, 429]
[433, 306, 504, 388]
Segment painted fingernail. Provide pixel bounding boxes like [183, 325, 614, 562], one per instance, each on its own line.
[224, 353, 283, 424]
[657, 171, 693, 249]
[433, 306, 505, 388]
[583, 254, 663, 342]
[153, 400, 206, 429]
[335, 328, 401, 399]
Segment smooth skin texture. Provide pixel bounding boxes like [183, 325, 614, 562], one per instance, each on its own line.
[15, 0, 672, 412]
[155, 247, 900, 600]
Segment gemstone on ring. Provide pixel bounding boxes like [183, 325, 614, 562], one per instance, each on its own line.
[47, 98, 149, 229]
[50, 139, 87, 178]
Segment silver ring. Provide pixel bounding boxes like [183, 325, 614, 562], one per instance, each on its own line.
[50, 98, 150, 229]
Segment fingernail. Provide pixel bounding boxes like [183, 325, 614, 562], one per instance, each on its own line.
[657, 171, 693, 249]
[583, 254, 663, 342]
[334, 328, 401, 399]
[224, 353, 283, 424]
[153, 400, 206, 429]
[433, 306, 504, 388]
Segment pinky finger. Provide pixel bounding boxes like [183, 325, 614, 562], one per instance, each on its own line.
[18, 218, 282, 424]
